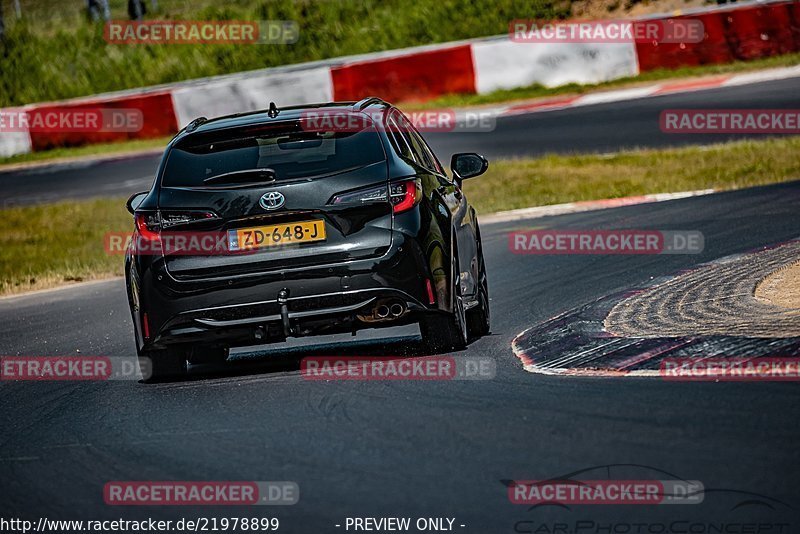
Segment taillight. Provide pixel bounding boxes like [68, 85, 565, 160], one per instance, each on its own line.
[160, 211, 218, 229]
[330, 184, 388, 205]
[134, 210, 218, 240]
[134, 211, 161, 241]
[329, 179, 421, 214]
[390, 179, 422, 214]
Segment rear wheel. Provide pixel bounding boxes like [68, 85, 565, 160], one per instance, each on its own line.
[420, 256, 468, 352]
[466, 241, 490, 340]
[138, 346, 188, 382]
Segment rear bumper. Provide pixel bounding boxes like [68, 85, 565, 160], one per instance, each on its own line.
[154, 287, 425, 348]
[131, 235, 441, 351]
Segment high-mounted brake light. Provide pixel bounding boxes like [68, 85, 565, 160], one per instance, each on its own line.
[390, 179, 422, 214]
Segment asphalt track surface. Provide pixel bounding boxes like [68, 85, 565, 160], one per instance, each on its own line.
[1, 76, 799, 207]
[2, 75, 800, 530]
[2, 178, 800, 531]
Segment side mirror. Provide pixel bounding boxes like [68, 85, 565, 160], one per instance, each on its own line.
[126, 191, 148, 215]
[450, 153, 488, 181]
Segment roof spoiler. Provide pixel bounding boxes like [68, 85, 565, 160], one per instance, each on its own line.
[184, 116, 208, 132]
[352, 97, 387, 111]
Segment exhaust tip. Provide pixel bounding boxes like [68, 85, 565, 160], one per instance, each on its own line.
[376, 305, 390, 318]
[390, 303, 405, 317]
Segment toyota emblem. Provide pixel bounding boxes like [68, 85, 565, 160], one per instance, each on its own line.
[259, 191, 285, 211]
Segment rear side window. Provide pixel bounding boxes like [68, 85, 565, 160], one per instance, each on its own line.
[388, 110, 442, 174]
[407, 129, 440, 174]
[386, 115, 415, 162]
[161, 118, 386, 187]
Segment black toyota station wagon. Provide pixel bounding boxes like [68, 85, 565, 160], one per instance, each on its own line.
[125, 97, 490, 380]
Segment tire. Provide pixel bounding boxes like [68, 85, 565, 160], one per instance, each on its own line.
[420, 255, 468, 352]
[138, 346, 188, 383]
[466, 240, 490, 340]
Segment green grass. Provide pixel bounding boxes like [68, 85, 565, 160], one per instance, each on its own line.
[1, 136, 798, 296]
[0, 197, 132, 295]
[462, 136, 800, 214]
[0, 0, 569, 107]
[411, 52, 800, 110]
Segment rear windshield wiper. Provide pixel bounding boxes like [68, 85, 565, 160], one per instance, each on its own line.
[202, 168, 276, 185]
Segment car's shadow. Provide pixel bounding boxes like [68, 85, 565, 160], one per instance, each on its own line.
[145, 332, 456, 384]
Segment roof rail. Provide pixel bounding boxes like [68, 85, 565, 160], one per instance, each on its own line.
[185, 116, 208, 132]
[352, 97, 386, 111]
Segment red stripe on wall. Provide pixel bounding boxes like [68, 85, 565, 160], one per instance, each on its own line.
[331, 45, 476, 103]
[636, 12, 731, 71]
[726, 3, 796, 60]
[28, 91, 178, 152]
[635, 1, 799, 72]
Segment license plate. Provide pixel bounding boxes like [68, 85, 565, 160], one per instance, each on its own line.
[227, 220, 326, 251]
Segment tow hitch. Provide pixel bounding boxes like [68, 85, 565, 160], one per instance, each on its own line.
[277, 288, 292, 337]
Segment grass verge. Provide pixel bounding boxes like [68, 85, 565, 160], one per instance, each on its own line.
[2, 136, 798, 296]
[0, 197, 131, 295]
[462, 136, 800, 214]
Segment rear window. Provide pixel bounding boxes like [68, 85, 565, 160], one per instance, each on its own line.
[161, 118, 386, 187]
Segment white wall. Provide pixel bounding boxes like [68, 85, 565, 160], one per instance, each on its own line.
[471, 39, 639, 94]
[0, 107, 32, 158]
[171, 67, 334, 128]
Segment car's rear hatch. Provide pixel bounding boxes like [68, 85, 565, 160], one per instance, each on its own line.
[156, 115, 394, 280]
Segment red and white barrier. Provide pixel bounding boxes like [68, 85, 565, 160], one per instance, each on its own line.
[0, 0, 795, 158]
